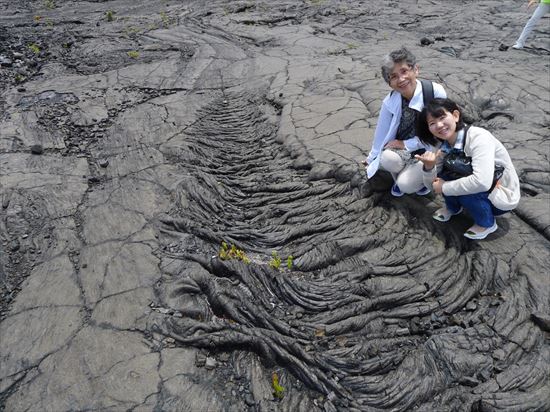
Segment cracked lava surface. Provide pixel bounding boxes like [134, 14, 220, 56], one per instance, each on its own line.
[1, 1, 549, 411]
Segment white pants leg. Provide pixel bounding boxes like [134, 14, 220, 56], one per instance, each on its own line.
[516, 4, 550, 47]
[379, 150, 425, 194]
[395, 161, 425, 194]
[379, 150, 405, 181]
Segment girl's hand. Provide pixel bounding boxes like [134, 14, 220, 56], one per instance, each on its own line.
[528, 0, 538, 8]
[432, 177, 445, 194]
[384, 140, 405, 150]
[415, 150, 442, 170]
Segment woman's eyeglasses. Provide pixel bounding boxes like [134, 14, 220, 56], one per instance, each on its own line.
[389, 66, 414, 83]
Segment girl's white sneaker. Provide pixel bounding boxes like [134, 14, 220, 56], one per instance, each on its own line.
[432, 207, 463, 222]
[464, 222, 498, 240]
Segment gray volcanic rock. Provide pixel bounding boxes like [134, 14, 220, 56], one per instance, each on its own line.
[0, 1, 549, 411]
[30, 144, 43, 154]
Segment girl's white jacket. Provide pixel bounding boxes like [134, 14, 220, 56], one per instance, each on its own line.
[422, 126, 521, 211]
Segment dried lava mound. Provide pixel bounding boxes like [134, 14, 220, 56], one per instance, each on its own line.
[152, 92, 550, 411]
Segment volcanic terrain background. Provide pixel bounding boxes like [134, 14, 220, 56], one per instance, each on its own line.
[0, 1, 549, 411]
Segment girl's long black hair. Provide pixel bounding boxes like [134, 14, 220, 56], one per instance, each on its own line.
[416, 98, 465, 146]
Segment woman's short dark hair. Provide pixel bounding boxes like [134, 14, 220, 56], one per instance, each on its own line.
[416, 98, 465, 146]
[381, 47, 417, 84]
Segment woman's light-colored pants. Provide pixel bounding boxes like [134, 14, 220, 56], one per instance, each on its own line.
[516, 3, 550, 47]
[379, 149, 425, 194]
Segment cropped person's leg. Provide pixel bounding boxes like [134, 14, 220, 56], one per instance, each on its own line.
[515, 4, 550, 48]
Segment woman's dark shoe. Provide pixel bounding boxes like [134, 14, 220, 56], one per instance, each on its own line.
[416, 186, 431, 196]
[391, 183, 404, 197]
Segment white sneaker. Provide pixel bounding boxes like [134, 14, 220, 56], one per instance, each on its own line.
[432, 207, 463, 222]
[512, 43, 524, 49]
[463, 222, 498, 240]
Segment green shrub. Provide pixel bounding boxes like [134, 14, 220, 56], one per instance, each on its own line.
[269, 251, 281, 270]
[28, 44, 40, 54]
[218, 242, 251, 264]
[271, 372, 284, 399]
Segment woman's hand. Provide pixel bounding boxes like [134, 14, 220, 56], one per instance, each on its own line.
[432, 177, 445, 194]
[384, 140, 405, 150]
[415, 150, 442, 171]
[528, 0, 538, 9]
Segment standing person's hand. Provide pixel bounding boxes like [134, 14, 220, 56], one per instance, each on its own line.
[432, 177, 445, 194]
[384, 140, 405, 150]
[415, 150, 442, 171]
[528, 0, 538, 9]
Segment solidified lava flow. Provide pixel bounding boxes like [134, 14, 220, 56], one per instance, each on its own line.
[155, 92, 550, 411]
[1, 1, 548, 411]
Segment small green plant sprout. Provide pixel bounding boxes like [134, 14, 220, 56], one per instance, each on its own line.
[14, 74, 25, 83]
[219, 241, 230, 260]
[34, 15, 42, 22]
[105, 10, 115, 22]
[127, 50, 139, 58]
[28, 43, 40, 54]
[218, 242, 251, 264]
[271, 372, 284, 399]
[286, 255, 293, 270]
[269, 251, 282, 270]
[347, 43, 358, 50]
[44, 0, 55, 9]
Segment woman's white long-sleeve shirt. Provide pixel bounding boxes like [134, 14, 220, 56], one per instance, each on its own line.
[365, 80, 446, 178]
[422, 126, 521, 211]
